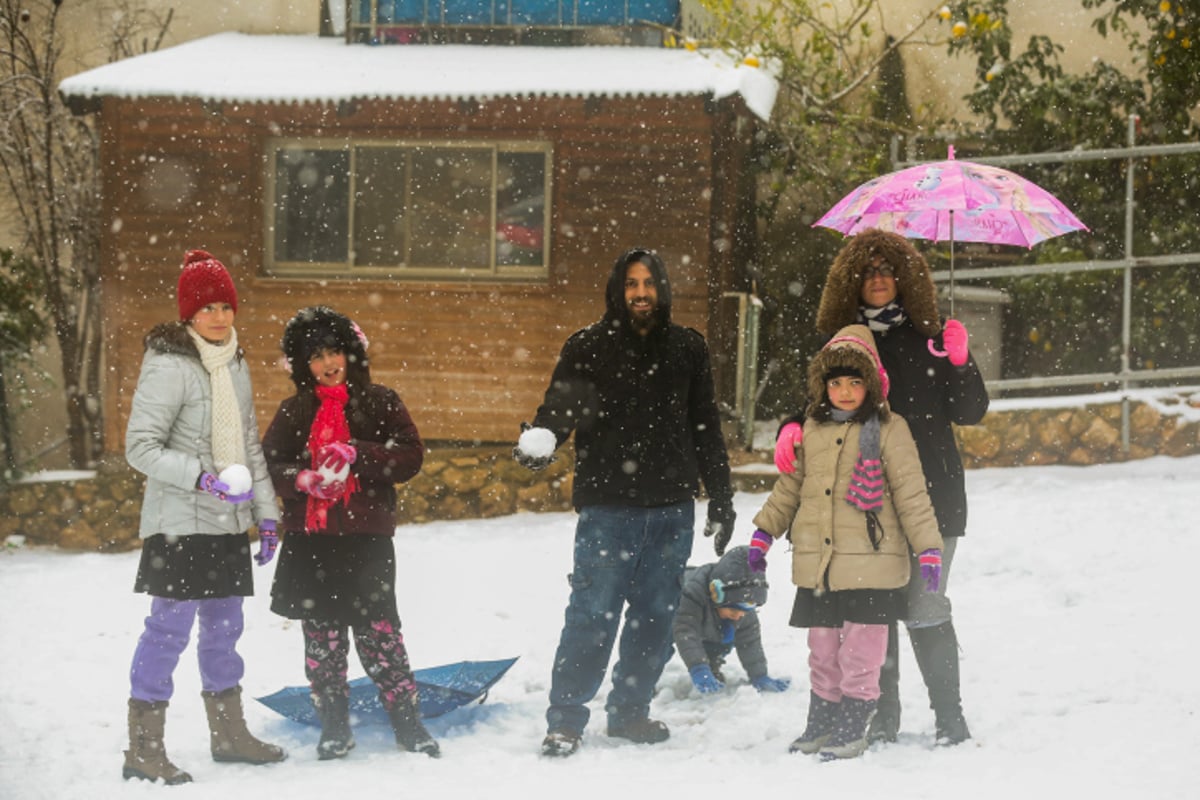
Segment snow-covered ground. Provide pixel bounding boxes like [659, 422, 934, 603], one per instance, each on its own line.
[2, 455, 1197, 799]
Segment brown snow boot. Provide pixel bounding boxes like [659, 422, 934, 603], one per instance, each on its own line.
[387, 696, 441, 758]
[202, 686, 287, 764]
[123, 699, 193, 785]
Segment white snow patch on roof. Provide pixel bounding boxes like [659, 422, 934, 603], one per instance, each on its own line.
[58, 33, 779, 120]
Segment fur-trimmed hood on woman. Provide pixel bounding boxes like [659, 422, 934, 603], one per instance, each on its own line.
[804, 324, 891, 422]
[815, 229, 942, 338]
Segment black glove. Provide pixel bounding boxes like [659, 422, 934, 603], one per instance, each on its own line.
[703, 497, 737, 556]
[513, 422, 556, 471]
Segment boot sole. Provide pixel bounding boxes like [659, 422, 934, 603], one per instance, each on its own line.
[212, 751, 288, 764]
[317, 740, 356, 760]
[789, 733, 831, 755]
[122, 766, 193, 784]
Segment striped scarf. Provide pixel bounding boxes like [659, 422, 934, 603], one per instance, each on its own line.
[834, 407, 884, 549]
[858, 301, 907, 333]
[187, 326, 244, 471]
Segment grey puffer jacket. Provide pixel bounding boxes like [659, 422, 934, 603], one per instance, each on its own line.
[126, 322, 277, 538]
[673, 546, 770, 681]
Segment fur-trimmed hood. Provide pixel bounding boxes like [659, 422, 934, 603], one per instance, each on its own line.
[805, 324, 891, 421]
[815, 229, 942, 338]
[143, 320, 244, 362]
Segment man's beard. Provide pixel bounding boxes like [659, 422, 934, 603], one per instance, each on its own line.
[629, 307, 657, 334]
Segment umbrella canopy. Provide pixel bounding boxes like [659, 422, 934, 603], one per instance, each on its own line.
[814, 145, 1087, 247]
[256, 657, 519, 727]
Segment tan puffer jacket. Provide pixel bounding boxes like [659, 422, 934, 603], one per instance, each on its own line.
[752, 324, 942, 593]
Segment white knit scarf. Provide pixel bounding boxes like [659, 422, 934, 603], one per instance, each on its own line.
[187, 326, 245, 471]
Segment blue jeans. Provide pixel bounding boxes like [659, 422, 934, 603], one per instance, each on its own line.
[546, 501, 694, 735]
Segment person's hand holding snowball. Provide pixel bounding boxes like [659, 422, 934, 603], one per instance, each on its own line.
[198, 463, 255, 504]
[513, 423, 557, 471]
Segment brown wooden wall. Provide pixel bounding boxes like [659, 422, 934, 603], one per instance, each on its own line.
[95, 92, 758, 451]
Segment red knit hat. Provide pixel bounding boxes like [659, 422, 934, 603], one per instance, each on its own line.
[177, 249, 238, 321]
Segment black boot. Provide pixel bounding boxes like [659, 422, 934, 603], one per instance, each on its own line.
[387, 697, 441, 758]
[818, 697, 877, 760]
[312, 689, 355, 760]
[910, 621, 971, 746]
[867, 621, 901, 744]
[789, 692, 840, 754]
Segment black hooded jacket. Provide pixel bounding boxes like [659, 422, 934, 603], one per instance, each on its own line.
[530, 248, 733, 510]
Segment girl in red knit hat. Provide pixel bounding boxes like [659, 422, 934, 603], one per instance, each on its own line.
[262, 306, 439, 760]
[122, 250, 284, 784]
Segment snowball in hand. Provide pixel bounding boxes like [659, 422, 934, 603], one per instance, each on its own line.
[518, 427, 557, 459]
[317, 462, 351, 484]
[218, 464, 253, 494]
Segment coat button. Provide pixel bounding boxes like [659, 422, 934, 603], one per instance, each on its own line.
[836, 438, 843, 444]
[824, 538, 832, 544]
[825, 488, 832, 496]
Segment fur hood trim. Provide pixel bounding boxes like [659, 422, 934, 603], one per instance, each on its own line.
[815, 229, 942, 337]
[805, 324, 891, 421]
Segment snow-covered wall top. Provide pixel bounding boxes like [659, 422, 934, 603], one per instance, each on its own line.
[58, 33, 779, 121]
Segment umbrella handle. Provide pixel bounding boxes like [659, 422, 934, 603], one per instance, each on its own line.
[927, 340, 949, 359]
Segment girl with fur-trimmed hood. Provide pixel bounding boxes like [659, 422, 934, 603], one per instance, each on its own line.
[749, 324, 943, 760]
[262, 306, 439, 760]
[774, 229, 988, 747]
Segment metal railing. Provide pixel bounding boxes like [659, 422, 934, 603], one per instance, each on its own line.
[895, 117, 1200, 449]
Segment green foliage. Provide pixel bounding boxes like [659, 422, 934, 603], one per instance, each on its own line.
[944, 0, 1200, 390]
[0, 249, 46, 358]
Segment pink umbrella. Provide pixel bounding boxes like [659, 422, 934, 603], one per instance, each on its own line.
[813, 145, 1088, 314]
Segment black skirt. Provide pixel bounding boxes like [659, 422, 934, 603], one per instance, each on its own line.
[789, 586, 908, 628]
[134, 533, 254, 599]
[270, 532, 399, 626]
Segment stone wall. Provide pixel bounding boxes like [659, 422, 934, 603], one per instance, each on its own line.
[3, 392, 1198, 552]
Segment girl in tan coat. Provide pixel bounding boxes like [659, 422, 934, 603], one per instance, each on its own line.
[747, 324, 943, 760]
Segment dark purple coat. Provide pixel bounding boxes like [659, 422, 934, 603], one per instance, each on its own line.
[262, 384, 423, 535]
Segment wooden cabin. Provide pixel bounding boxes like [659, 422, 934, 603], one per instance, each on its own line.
[58, 28, 777, 450]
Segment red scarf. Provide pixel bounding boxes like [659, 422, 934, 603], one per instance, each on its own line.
[305, 383, 360, 532]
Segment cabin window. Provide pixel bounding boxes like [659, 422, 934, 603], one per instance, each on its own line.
[267, 139, 550, 280]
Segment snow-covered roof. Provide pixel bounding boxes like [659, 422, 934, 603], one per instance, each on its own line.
[58, 32, 779, 121]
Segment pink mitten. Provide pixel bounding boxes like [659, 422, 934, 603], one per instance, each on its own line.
[295, 469, 323, 495]
[318, 442, 357, 472]
[942, 319, 969, 367]
[773, 422, 803, 474]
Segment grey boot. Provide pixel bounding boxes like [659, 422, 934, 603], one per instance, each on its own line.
[123, 699, 193, 785]
[202, 686, 287, 764]
[789, 692, 840, 754]
[387, 696, 440, 758]
[867, 621, 901, 744]
[312, 689, 355, 760]
[818, 697, 877, 760]
[910, 621, 971, 746]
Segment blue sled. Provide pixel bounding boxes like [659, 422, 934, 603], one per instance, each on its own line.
[256, 657, 519, 726]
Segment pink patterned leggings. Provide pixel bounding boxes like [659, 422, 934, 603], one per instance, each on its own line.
[302, 618, 418, 711]
[808, 622, 889, 703]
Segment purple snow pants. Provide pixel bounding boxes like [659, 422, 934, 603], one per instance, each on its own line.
[129, 596, 245, 702]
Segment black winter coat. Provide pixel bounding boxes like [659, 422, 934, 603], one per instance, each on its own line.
[872, 319, 989, 538]
[531, 250, 732, 510]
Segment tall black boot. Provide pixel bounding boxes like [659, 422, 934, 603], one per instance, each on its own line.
[867, 621, 900, 744]
[312, 689, 355, 760]
[387, 696, 441, 758]
[909, 621, 971, 746]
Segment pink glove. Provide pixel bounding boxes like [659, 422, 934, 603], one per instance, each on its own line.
[774, 422, 802, 474]
[295, 469, 324, 495]
[942, 319, 969, 366]
[309, 480, 346, 501]
[919, 548, 943, 593]
[318, 442, 357, 472]
[748, 529, 773, 573]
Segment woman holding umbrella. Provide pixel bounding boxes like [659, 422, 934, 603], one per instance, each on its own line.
[773, 228, 989, 746]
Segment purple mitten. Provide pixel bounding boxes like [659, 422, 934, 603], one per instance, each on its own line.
[318, 442, 357, 472]
[919, 548, 943, 593]
[774, 422, 803, 474]
[748, 529, 773, 573]
[199, 471, 253, 504]
[254, 520, 278, 566]
[942, 319, 969, 366]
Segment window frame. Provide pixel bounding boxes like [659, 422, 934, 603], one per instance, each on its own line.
[264, 137, 552, 281]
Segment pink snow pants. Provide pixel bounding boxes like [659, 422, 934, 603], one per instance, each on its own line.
[808, 622, 889, 703]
